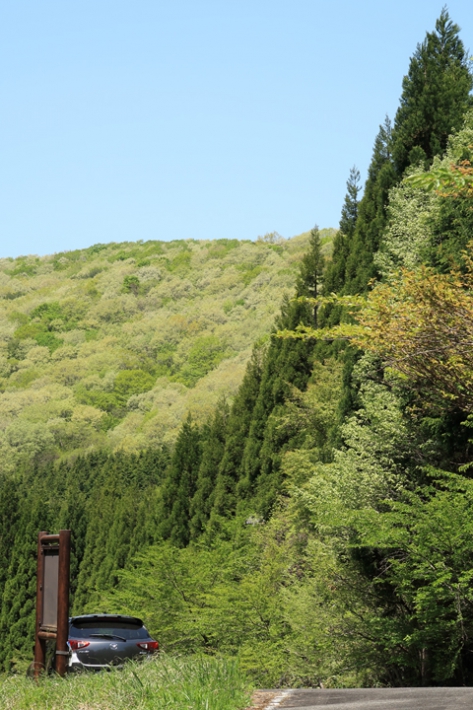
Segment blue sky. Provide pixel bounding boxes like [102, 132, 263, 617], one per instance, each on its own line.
[1, 1, 472, 258]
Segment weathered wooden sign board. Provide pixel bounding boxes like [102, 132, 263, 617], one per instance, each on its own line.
[34, 530, 71, 678]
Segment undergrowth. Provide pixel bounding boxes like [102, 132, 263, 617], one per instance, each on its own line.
[0, 654, 252, 710]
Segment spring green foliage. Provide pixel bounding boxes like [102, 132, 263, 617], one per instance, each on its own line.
[0, 227, 342, 680]
[94, 355, 345, 687]
[0, 656, 251, 710]
[102, 525, 300, 685]
[352, 472, 473, 684]
[3, 8, 473, 691]
[270, 112, 473, 684]
[0, 231, 341, 474]
[374, 178, 439, 276]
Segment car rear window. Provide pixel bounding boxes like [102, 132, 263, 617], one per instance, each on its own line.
[70, 621, 150, 640]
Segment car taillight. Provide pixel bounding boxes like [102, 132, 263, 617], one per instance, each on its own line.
[68, 640, 90, 651]
[136, 641, 159, 652]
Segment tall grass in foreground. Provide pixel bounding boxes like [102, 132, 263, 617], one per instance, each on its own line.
[0, 655, 252, 710]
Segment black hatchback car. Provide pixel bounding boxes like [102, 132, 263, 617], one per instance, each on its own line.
[68, 614, 159, 671]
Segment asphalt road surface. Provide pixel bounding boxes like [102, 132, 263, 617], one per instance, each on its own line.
[272, 687, 473, 709]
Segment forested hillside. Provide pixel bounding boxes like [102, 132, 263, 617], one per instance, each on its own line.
[2, 8, 473, 690]
[0, 231, 335, 473]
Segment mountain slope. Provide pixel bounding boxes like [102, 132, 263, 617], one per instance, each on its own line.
[0, 230, 335, 473]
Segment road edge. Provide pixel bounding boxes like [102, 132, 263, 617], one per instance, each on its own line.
[262, 690, 293, 708]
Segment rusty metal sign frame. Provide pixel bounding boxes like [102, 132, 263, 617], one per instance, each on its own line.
[34, 530, 71, 678]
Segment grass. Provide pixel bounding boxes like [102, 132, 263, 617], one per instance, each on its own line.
[0, 654, 252, 710]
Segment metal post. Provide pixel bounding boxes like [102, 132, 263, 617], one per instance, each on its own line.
[34, 531, 48, 680]
[55, 530, 71, 677]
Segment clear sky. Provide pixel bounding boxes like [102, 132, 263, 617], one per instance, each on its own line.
[1, 1, 472, 258]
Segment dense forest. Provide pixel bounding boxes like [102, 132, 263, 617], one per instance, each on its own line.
[0, 230, 334, 469]
[2, 8, 473, 688]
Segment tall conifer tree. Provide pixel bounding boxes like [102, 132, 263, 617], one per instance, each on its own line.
[339, 167, 361, 238]
[209, 345, 265, 521]
[343, 117, 396, 294]
[329, 9, 472, 298]
[189, 398, 230, 539]
[391, 8, 473, 175]
[157, 415, 203, 547]
[296, 226, 326, 326]
[322, 167, 361, 323]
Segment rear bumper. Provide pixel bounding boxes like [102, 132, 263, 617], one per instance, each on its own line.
[68, 650, 152, 672]
[68, 651, 121, 671]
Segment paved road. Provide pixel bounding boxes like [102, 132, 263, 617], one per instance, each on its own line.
[274, 687, 473, 709]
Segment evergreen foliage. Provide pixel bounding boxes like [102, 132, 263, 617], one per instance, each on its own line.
[339, 167, 361, 238]
[236, 228, 326, 515]
[0, 492, 51, 671]
[391, 8, 473, 175]
[342, 117, 396, 294]
[323, 166, 360, 297]
[209, 346, 265, 521]
[322, 166, 361, 326]
[295, 226, 326, 309]
[189, 398, 229, 539]
[2, 9, 473, 689]
[156, 415, 203, 547]
[328, 9, 472, 299]
[0, 448, 169, 669]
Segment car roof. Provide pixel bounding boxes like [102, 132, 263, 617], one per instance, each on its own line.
[69, 613, 144, 626]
